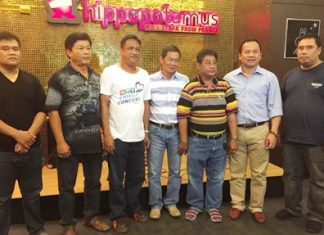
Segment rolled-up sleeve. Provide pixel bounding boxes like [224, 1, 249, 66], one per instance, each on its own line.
[268, 74, 283, 118]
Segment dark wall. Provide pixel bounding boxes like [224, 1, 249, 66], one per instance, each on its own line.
[268, 0, 324, 166]
[234, 0, 271, 69]
[269, 0, 324, 81]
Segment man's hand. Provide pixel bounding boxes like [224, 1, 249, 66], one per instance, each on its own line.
[178, 140, 188, 155]
[56, 141, 71, 159]
[14, 130, 36, 149]
[144, 134, 150, 151]
[103, 135, 115, 155]
[14, 143, 28, 153]
[265, 133, 277, 149]
[228, 138, 238, 153]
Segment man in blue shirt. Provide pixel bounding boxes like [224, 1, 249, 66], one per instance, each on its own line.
[224, 39, 282, 224]
[148, 45, 189, 220]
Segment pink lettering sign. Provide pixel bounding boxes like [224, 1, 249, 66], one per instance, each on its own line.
[82, 1, 219, 34]
[45, 1, 220, 34]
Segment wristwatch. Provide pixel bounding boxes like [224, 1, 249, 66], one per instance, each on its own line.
[269, 130, 279, 137]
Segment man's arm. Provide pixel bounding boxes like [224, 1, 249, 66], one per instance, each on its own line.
[178, 118, 188, 155]
[48, 110, 71, 158]
[28, 112, 47, 137]
[15, 112, 47, 153]
[0, 119, 35, 149]
[100, 94, 115, 154]
[265, 116, 281, 149]
[265, 74, 283, 149]
[227, 112, 238, 152]
[143, 100, 150, 150]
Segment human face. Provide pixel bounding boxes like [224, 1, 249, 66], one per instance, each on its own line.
[160, 51, 180, 78]
[120, 39, 141, 68]
[239, 41, 262, 69]
[0, 39, 20, 68]
[197, 55, 217, 79]
[66, 40, 92, 67]
[297, 38, 322, 70]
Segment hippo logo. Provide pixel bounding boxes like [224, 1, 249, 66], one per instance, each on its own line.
[44, 0, 81, 24]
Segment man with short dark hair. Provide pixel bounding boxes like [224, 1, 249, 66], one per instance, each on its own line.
[177, 48, 238, 223]
[224, 39, 282, 224]
[46, 32, 109, 235]
[148, 45, 189, 220]
[100, 34, 151, 233]
[276, 34, 324, 234]
[0, 31, 47, 235]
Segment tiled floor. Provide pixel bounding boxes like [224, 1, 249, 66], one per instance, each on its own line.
[10, 189, 313, 235]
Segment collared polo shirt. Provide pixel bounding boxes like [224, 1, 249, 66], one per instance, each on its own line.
[45, 63, 102, 154]
[150, 70, 189, 124]
[177, 76, 238, 136]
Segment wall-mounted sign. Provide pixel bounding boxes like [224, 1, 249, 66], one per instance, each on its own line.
[44, 0, 220, 34]
[44, 0, 82, 24]
[284, 18, 321, 59]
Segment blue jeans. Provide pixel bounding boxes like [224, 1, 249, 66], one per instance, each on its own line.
[148, 125, 181, 209]
[283, 142, 324, 222]
[0, 146, 44, 235]
[108, 139, 145, 221]
[57, 152, 102, 226]
[186, 135, 227, 212]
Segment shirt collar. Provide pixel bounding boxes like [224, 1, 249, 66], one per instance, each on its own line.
[65, 63, 93, 76]
[195, 75, 218, 85]
[159, 70, 179, 80]
[236, 65, 263, 76]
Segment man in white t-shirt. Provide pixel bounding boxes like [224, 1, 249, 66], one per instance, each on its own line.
[100, 34, 151, 233]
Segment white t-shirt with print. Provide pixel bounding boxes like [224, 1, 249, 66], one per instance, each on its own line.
[100, 64, 151, 142]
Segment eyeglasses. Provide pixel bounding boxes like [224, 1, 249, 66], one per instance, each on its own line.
[165, 58, 180, 63]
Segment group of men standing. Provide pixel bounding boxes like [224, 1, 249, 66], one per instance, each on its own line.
[0, 30, 323, 235]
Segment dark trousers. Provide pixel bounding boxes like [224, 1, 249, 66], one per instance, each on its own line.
[283, 142, 324, 222]
[57, 152, 102, 226]
[0, 147, 44, 235]
[108, 139, 145, 221]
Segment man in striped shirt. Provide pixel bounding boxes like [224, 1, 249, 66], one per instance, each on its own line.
[177, 48, 238, 223]
[148, 45, 189, 220]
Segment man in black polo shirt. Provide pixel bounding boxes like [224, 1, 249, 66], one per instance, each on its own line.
[276, 34, 324, 234]
[0, 32, 47, 235]
[45, 32, 109, 235]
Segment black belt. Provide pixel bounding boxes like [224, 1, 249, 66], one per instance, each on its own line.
[237, 121, 266, 128]
[150, 121, 178, 129]
[190, 131, 225, 140]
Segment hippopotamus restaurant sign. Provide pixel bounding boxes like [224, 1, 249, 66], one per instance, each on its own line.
[44, 0, 220, 34]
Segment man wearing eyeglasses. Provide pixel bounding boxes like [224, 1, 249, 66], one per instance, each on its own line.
[148, 45, 189, 220]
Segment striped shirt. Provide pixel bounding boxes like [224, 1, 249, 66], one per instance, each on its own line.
[177, 76, 238, 136]
[150, 71, 189, 124]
